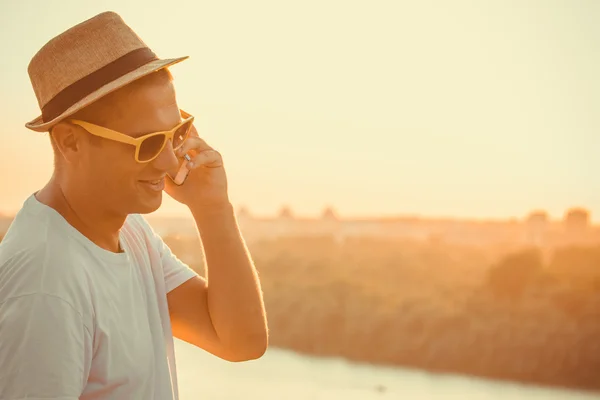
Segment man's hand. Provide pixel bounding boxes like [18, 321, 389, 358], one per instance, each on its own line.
[164, 124, 230, 211]
[162, 123, 268, 361]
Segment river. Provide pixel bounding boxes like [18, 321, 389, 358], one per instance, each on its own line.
[174, 340, 600, 399]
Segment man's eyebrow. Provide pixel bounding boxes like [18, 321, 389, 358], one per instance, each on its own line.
[128, 127, 162, 138]
[127, 117, 182, 138]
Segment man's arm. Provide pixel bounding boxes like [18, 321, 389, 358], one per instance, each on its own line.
[0, 293, 91, 398]
[166, 203, 268, 362]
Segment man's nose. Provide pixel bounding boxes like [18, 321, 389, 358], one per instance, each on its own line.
[152, 139, 179, 173]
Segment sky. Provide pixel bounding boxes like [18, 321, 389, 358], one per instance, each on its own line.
[0, 0, 598, 221]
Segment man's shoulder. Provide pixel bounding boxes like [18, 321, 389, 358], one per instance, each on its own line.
[0, 204, 74, 263]
[0, 210, 56, 264]
[0, 209, 90, 307]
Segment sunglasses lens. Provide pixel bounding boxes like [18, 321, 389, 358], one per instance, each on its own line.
[172, 120, 193, 149]
[139, 134, 167, 162]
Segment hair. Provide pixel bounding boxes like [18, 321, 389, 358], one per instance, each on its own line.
[49, 68, 174, 171]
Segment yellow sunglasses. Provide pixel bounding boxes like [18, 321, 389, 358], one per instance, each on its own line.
[69, 109, 195, 163]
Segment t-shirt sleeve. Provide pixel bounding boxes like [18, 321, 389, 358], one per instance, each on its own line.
[158, 233, 199, 293]
[0, 293, 92, 399]
[135, 215, 199, 293]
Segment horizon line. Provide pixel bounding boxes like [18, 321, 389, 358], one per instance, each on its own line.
[0, 205, 593, 223]
[147, 206, 593, 224]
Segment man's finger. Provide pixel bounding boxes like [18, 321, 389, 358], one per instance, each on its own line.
[176, 135, 213, 156]
[187, 149, 223, 168]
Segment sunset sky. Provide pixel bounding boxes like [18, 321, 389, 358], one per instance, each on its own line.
[0, 0, 597, 221]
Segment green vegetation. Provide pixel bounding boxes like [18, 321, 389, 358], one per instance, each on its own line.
[242, 236, 600, 392]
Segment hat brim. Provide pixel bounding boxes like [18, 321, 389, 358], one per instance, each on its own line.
[25, 56, 189, 132]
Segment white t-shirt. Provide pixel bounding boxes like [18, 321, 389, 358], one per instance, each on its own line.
[0, 194, 198, 400]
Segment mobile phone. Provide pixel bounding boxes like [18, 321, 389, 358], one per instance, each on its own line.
[167, 153, 192, 186]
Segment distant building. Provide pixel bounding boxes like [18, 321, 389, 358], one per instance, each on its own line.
[527, 211, 549, 225]
[321, 206, 338, 221]
[525, 210, 549, 246]
[564, 208, 590, 235]
[278, 206, 294, 220]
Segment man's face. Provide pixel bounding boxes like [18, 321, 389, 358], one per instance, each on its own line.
[70, 71, 181, 216]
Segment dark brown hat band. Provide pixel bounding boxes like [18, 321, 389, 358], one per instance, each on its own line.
[41, 47, 158, 122]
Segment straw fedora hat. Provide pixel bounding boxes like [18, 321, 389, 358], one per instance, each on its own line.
[25, 11, 188, 132]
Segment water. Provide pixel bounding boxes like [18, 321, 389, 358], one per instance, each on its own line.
[174, 340, 600, 399]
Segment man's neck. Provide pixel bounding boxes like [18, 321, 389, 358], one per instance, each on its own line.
[36, 176, 126, 253]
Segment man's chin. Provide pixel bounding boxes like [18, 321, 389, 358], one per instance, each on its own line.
[131, 191, 163, 215]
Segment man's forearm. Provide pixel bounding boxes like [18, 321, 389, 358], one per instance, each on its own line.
[190, 202, 268, 356]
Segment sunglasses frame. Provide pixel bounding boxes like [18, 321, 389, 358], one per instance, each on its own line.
[68, 109, 195, 163]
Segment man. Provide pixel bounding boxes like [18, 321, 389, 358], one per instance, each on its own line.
[0, 11, 268, 400]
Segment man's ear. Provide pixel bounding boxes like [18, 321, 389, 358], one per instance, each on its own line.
[49, 122, 85, 165]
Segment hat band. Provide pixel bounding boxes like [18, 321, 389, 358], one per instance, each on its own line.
[41, 47, 158, 122]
